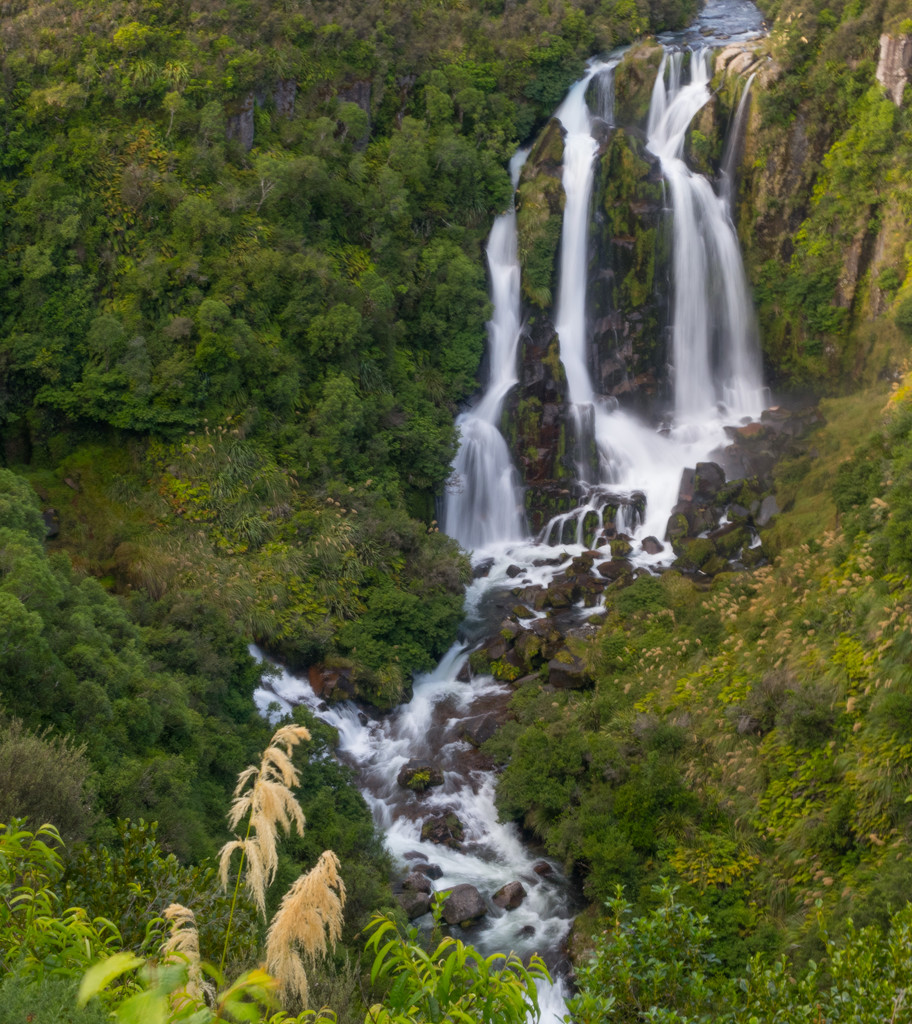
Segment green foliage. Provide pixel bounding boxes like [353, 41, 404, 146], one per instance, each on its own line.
[363, 907, 549, 1024]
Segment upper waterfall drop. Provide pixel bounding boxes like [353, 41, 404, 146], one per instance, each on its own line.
[647, 49, 765, 424]
[443, 149, 529, 552]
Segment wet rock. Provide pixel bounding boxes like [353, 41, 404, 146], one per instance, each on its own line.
[441, 884, 487, 927]
[403, 850, 426, 861]
[402, 872, 432, 894]
[485, 637, 508, 661]
[674, 537, 716, 571]
[641, 535, 664, 555]
[694, 461, 725, 500]
[421, 813, 465, 849]
[545, 584, 572, 609]
[548, 653, 592, 689]
[677, 467, 696, 503]
[596, 559, 631, 580]
[519, 924, 537, 939]
[610, 536, 632, 557]
[459, 714, 501, 747]
[456, 660, 472, 683]
[473, 558, 495, 579]
[513, 604, 535, 619]
[398, 891, 431, 919]
[756, 494, 780, 526]
[414, 862, 443, 880]
[709, 523, 750, 559]
[665, 511, 690, 543]
[532, 860, 554, 877]
[398, 761, 444, 792]
[309, 665, 356, 701]
[506, 564, 524, 578]
[500, 619, 523, 640]
[492, 881, 528, 910]
[226, 93, 255, 150]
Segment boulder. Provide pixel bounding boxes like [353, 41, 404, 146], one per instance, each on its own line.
[694, 461, 725, 500]
[441, 884, 488, 927]
[532, 860, 554, 877]
[610, 536, 632, 557]
[398, 761, 444, 792]
[459, 714, 500, 747]
[492, 881, 528, 910]
[756, 494, 780, 526]
[473, 558, 495, 578]
[548, 654, 592, 689]
[397, 891, 431, 920]
[414, 862, 443, 880]
[641, 535, 664, 555]
[421, 813, 465, 849]
[506, 564, 524, 578]
[596, 559, 631, 580]
[402, 872, 432, 894]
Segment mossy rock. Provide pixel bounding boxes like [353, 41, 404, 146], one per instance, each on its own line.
[610, 536, 633, 557]
[614, 43, 664, 127]
[675, 537, 716, 571]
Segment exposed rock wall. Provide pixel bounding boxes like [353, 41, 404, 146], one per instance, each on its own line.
[877, 33, 912, 106]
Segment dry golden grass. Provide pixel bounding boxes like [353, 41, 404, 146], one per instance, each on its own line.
[162, 903, 213, 1008]
[265, 850, 347, 1009]
[219, 724, 311, 917]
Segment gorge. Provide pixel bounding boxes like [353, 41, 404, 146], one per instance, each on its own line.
[256, 2, 777, 1011]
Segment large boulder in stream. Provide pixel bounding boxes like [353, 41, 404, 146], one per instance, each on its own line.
[492, 881, 528, 910]
[398, 761, 444, 792]
[441, 884, 488, 927]
[421, 813, 465, 849]
[397, 891, 431, 920]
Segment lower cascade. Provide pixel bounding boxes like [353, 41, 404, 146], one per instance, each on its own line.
[257, 4, 768, 1019]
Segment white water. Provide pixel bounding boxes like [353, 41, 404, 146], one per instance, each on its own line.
[444, 150, 529, 550]
[255, 25, 769, 1024]
[647, 50, 765, 424]
[720, 73, 756, 213]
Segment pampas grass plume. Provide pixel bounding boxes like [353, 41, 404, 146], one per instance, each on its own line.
[219, 724, 311, 917]
[265, 850, 347, 1008]
[162, 903, 213, 1007]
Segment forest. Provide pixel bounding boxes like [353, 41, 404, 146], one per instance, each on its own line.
[3, 0, 912, 1020]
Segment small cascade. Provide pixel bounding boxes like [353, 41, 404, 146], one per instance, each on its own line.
[719, 73, 756, 213]
[443, 150, 529, 551]
[647, 50, 765, 424]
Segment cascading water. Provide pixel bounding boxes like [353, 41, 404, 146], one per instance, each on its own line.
[255, 8, 769, 1022]
[647, 50, 765, 424]
[443, 151, 528, 550]
[720, 73, 756, 214]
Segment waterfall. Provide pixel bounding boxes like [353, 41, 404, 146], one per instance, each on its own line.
[647, 50, 765, 423]
[553, 57, 622, 480]
[253, 14, 770, 1024]
[443, 150, 528, 550]
[720, 73, 756, 213]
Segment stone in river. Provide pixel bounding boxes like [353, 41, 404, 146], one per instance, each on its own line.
[505, 564, 524, 578]
[459, 713, 500, 747]
[532, 860, 554, 877]
[441, 884, 487, 926]
[402, 872, 432, 894]
[421, 813, 465, 849]
[397, 761, 444, 792]
[397, 890, 431, 920]
[492, 881, 528, 910]
[413, 862, 443, 880]
[641, 535, 664, 554]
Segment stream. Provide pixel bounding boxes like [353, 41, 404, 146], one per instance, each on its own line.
[255, 3, 768, 1020]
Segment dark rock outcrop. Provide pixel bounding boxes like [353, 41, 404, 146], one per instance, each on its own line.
[398, 761, 444, 792]
[441, 884, 488, 926]
[421, 813, 464, 849]
[492, 881, 528, 910]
